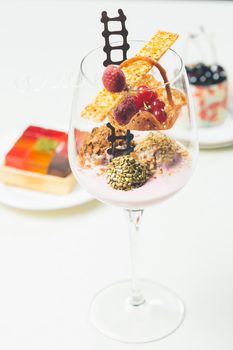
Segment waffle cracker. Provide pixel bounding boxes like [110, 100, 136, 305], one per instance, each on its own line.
[81, 31, 178, 122]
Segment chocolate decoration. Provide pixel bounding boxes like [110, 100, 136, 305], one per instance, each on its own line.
[101, 9, 130, 66]
[106, 122, 134, 157]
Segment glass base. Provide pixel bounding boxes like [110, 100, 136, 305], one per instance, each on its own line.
[89, 280, 185, 343]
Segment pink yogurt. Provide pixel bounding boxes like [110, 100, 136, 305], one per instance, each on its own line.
[75, 159, 193, 208]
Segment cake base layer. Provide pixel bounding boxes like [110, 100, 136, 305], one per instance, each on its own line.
[0, 165, 76, 195]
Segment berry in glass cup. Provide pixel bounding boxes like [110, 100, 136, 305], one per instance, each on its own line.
[186, 62, 228, 126]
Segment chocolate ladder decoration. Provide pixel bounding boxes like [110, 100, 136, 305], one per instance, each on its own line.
[106, 123, 134, 157]
[101, 8, 130, 67]
[101, 9, 134, 157]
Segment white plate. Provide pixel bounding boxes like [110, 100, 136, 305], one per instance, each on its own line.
[174, 108, 233, 150]
[0, 130, 93, 210]
[0, 183, 93, 211]
[197, 111, 233, 149]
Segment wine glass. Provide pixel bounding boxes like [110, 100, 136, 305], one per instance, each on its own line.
[68, 40, 198, 343]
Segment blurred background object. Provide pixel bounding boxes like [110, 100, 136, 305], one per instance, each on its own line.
[185, 27, 228, 128]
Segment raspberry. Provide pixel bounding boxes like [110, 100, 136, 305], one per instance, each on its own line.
[135, 85, 158, 109]
[113, 95, 138, 125]
[102, 65, 126, 92]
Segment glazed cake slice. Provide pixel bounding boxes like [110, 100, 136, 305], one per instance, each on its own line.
[0, 126, 76, 195]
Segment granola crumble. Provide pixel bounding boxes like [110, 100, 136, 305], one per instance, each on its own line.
[79, 125, 129, 167]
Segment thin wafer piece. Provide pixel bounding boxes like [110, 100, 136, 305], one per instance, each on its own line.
[127, 111, 163, 130]
[81, 31, 178, 122]
[158, 86, 187, 129]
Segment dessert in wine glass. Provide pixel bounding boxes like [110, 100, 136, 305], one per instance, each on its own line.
[68, 30, 198, 343]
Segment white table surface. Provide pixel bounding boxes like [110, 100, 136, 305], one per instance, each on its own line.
[0, 1, 233, 349]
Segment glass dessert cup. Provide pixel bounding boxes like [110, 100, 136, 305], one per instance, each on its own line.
[184, 29, 229, 127]
[69, 41, 198, 343]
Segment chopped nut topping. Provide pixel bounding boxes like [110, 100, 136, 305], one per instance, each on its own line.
[133, 132, 189, 173]
[106, 155, 148, 191]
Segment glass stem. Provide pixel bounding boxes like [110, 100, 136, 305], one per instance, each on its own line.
[125, 209, 145, 307]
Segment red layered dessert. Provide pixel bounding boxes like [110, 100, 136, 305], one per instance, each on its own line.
[0, 126, 76, 194]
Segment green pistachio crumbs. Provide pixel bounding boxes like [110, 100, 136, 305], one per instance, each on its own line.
[106, 155, 148, 191]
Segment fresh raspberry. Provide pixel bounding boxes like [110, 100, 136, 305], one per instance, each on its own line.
[113, 95, 138, 125]
[135, 85, 158, 109]
[102, 65, 126, 92]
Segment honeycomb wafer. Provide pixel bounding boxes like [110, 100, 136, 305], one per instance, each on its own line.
[127, 111, 162, 130]
[81, 31, 178, 122]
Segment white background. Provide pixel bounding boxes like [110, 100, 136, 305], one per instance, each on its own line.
[0, 1, 233, 349]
